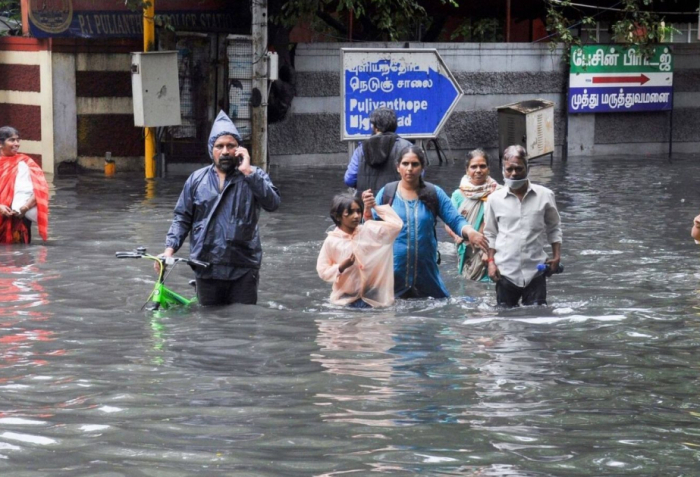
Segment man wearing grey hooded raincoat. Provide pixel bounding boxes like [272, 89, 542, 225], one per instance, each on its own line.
[161, 111, 281, 305]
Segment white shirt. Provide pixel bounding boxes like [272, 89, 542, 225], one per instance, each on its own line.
[483, 182, 562, 287]
[11, 161, 37, 222]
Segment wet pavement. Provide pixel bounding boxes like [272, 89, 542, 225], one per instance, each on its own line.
[1, 154, 700, 476]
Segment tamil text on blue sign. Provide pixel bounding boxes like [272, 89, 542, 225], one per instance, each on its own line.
[341, 49, 463, 140]
[568, 45, 673, 114]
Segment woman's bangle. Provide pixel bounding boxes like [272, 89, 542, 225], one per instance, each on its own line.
[487, 258, 494, 263]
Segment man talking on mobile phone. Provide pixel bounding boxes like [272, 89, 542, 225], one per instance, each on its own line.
[159, 111, 280, 306]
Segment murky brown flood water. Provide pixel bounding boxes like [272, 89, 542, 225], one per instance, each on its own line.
[1, 155, 700, 476]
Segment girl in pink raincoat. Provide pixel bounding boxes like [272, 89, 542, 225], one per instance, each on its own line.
[317, 192, 402, 308]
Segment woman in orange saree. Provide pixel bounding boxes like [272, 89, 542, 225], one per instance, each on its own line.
[0, 126, 49, 244]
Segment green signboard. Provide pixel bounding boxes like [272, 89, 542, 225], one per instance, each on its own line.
[570, 45, 673, 73]
[569, 45, 673, 113]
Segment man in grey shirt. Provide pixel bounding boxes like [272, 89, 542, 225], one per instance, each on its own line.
[483, 145, 562, 307]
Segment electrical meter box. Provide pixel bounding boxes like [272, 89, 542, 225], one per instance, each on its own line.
[131, 51, 181, 127]
[497, 99, 554, 160]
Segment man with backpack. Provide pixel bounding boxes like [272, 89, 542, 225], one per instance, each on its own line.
[344, 107, 412, 197]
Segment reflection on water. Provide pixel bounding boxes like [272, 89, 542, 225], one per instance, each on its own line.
[0, 248, 59, 371]
[0, 246, 67, 456]
[0, 156, 700, 475]
[0, 248, 51, 318]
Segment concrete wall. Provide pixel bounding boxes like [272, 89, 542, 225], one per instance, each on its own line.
[0, 38, 54, 173]
[49, 39, 144, 173]
[52, 53, 77, 168]
[74, 52, 142, 172]
[269, 42, 700, 166]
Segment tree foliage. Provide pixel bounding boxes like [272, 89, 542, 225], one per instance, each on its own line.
[275, 0, 458, 42]
[546, 0, 675, 60]
[0, 0, 21, 36]
[450, 18, 503, 42]
[124, 0, 174, 32]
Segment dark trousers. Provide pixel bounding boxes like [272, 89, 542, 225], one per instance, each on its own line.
[496, 275, 547, 308]
[23, 218, 31, 243]
[348, 299, 372, 309]
[195, 269, 259, 306]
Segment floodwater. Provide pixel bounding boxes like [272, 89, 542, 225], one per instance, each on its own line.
[1, 154, 700, 476]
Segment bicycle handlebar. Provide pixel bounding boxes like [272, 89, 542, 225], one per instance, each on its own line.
[115, 251, 141, 259]
[115, 249, 210, 269]
[188, 258, 210, 269]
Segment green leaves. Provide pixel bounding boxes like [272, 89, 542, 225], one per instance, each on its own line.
[450, 18, 503, 42]
[0, 0, 21, 36]
[125, 0, 152, 12]
[124, 0, 175, 33]
[545, 0, 582, 60]
[276, 0, 455, 41]
[546, 0, 670, 63]
[610, 0, 666, 58]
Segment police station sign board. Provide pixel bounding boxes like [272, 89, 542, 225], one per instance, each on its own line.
[27, 0, 235, 38]
[341, 49, 463, 140]
[569, 45, 673, 113]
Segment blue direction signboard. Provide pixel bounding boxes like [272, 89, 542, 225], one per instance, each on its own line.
[568, 45, 673, 113]
[341, 49, 463, 140]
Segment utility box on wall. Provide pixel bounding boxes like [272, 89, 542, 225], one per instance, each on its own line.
[131, 51, 181, 127]
[497, 99, 554, 160]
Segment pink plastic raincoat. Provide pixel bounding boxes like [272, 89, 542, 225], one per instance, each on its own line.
[316, 205, 402, 307]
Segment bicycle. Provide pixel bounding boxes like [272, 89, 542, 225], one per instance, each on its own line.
[115, 246, 210, 311]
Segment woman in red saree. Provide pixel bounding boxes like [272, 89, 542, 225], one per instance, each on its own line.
[0, 126, 49, 244]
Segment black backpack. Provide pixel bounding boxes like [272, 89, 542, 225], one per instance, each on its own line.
[379, 181, 439, 218]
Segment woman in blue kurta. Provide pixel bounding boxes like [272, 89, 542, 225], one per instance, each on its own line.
[364, 146, 489, 299]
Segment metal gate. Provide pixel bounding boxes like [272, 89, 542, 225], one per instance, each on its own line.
[162, 33, 212, 164]
[226, 35, 253, 142]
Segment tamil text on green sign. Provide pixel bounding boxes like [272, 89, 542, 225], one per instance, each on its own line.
[569, 45, 673, 113]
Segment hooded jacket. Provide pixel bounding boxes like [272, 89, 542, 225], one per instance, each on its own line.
[165, 111, 280, 279]
[355, 132, 411, 197]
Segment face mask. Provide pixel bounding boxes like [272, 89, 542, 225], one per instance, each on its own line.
[503, 175, 528, 190]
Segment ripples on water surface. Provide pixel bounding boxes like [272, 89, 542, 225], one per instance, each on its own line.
[1, 156, 700, 476]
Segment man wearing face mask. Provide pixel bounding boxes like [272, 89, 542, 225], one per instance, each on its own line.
[159, 111, 281, 306]
[483, 145, 562, 307]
